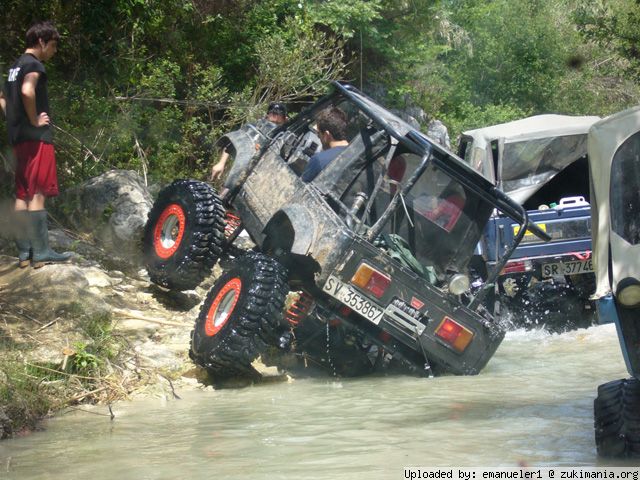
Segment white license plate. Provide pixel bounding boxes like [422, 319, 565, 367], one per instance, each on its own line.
[542, 259, 594, 277]
[323, 275, 384, 325]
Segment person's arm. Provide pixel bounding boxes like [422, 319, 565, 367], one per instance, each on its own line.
[210, 149, 230, 181]
[0, 90, 5, 117]
[21, 72, 49, 127]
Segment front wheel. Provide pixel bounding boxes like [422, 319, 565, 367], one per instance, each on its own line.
[143, 180, 226, 291]
[594, 377, 640, 458]
[190, 252, 289, 378]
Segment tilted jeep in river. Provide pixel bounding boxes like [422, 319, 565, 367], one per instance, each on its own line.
[142, 82, 549, 378]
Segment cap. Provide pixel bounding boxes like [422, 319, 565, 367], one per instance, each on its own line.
[267, 102, 287, 117]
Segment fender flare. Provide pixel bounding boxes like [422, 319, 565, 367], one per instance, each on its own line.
[216, 129, 259, 191]
[216, 120, 277, 191]
[262, 205, 317, 256]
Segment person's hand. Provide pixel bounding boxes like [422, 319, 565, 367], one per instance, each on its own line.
[209, 161, 225, 181]
[35, 112, 50, 127]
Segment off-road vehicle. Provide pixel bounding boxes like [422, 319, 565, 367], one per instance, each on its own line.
[588, 106, 640, 458]
[142, 82, 548, 378]
[458, 115, 600, 330]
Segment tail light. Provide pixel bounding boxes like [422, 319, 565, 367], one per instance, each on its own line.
[500, 259, 532, 275]
[351, 263, 391, 299]
[435, 317, 474, 352]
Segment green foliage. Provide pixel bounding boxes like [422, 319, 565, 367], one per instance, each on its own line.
[574, 0, 640, 79]
[1, 0, 639, 190]
[440, 102, 532, 142]
[76, 310, 123, 374]
[306, 0, 383, 38]
[52, 304, 123, 377]
[71, 343, 102, 375]
[440, 0, 573, 112]
[0, 356, 54, 436]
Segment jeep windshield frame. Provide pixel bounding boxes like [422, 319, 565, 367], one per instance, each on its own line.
[329, 82, 537, 228]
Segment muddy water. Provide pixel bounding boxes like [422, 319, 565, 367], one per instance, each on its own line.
[1, 324, 637, 480]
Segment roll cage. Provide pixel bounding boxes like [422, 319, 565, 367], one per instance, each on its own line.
[227, 82, 550, 308]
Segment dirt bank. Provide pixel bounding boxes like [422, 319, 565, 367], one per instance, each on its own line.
[0, 248, 220, 438]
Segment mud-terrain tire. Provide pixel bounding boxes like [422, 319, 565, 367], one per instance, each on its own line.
[594, 377, 640, 458]
[190, 252, 289, 378]
[143, 180, 226, 291]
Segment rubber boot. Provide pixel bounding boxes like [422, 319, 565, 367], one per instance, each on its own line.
[14, 210, 32, 268]
[29, 210, 72, 268]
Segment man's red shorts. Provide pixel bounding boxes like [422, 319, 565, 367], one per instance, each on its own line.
[13, 140, 59, 200]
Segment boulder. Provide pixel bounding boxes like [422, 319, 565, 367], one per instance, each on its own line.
[55, 170, 153, 258]
[426, 119, 452, 150]
[391, 108, 422, 130]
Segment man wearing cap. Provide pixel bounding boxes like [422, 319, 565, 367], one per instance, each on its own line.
[210, 102, 288, 181]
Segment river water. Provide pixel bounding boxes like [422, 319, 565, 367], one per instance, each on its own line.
[1, 324, 638, 479]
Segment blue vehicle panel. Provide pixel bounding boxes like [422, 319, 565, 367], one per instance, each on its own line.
[483, 205, 591, 264]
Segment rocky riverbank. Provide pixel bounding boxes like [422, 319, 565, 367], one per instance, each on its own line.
[0, 170, 225, 438]
[0, 245, 218, 438]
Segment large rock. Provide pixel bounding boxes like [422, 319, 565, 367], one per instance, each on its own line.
[56, 170, 153, 258]
[426, 119, 452, 150]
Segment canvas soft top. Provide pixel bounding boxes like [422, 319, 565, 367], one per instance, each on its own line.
[588, 105, 640, 299]
[461, 114, 600, 203]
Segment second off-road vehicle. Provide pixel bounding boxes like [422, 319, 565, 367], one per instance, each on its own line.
[458, 115, 601, 331]
[142, 82, 548, 378]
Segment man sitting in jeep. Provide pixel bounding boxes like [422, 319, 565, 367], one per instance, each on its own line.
[301, 106, 349, 182]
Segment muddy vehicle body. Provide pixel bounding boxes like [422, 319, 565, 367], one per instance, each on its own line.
[589, 106, 640, 458]
[458, 115, 601, 330]
[143, 82, 548, 378]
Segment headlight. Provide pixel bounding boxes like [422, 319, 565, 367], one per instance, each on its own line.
[616, 278, 640, 308]
[448, 274, 470, 295]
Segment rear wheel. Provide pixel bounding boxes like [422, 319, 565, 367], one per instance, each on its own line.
[594, 377, 640, 458]
[190, 252, 289, 378]
[143, 180, 225, 291]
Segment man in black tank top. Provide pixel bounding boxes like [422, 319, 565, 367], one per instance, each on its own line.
[0, 21, 71, 267]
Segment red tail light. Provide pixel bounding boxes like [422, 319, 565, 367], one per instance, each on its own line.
[351, 263, 391, 299]
[435, 317, 474, 352]
[500, 259, 532, 275]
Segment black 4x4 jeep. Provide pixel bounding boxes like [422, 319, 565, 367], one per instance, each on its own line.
[142, 82, 548, 378]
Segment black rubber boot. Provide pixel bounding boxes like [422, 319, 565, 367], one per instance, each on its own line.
[29, 210, 72, 268]
[14, 210, 32, 268]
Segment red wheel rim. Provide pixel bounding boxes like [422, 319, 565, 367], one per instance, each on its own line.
[153, 204, 186, 259]
[205, 278, 242, 337]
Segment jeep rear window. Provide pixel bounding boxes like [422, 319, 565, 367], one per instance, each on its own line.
[610, 130, 640, 245]
[369, 153, 493, 274]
